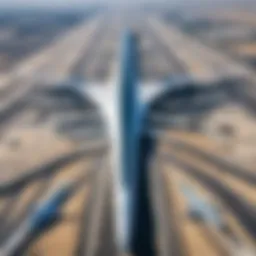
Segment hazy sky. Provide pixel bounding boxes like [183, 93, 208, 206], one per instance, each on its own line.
[0, 0, 246, 9]
[0, 0, 183, 8]
[0, 0, 99, 8]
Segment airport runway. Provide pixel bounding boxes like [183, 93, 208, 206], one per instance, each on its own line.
[136, 21, 186, 81]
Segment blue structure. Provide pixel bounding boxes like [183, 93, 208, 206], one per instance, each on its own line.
[118, 31, 140, 250]
[116, 31, 155, 256]
[31, 184, 71, 231]
[119, 31, 139, 189]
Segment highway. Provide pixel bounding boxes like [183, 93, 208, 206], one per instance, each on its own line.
[150, 131, 256, 255]
[71, 20, 120, 82]
[0, 12, 256, 256]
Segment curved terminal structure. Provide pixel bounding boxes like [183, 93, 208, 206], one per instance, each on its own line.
[83, 29, 185, 254]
